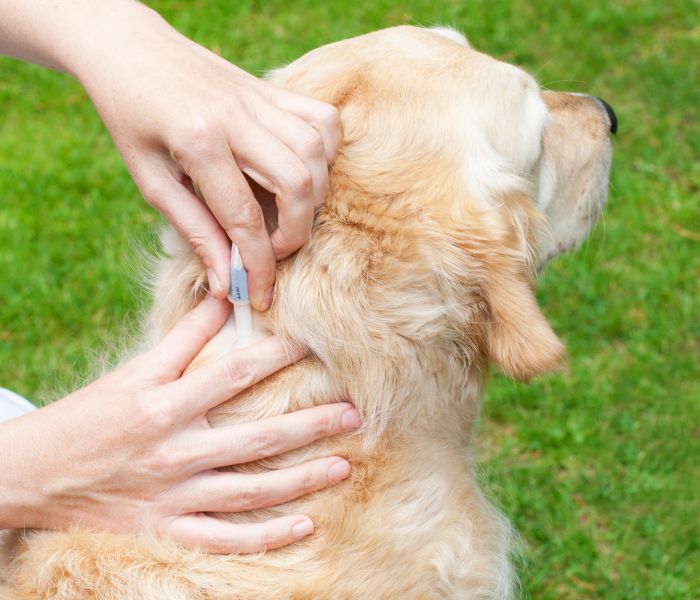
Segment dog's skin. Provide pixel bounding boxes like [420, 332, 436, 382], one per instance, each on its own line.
[1, 26, 613, 599]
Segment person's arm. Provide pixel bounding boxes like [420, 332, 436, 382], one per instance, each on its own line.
[0, 297, 359, 552]
[0, 0, 340, 310]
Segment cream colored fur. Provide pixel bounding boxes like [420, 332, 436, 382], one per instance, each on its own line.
[0, 26, 612, 599]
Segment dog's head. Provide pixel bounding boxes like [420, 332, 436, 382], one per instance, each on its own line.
[267, 26, 614, 385]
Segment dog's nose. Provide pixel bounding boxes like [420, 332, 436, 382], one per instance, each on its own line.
[594, 97, 618, 135]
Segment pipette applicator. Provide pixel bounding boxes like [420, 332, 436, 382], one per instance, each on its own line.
[227, 245, 253, 339]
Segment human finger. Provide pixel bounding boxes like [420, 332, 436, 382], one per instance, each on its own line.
[173, 457, 350, 514]
[226, 123, 316, 260]
[257, 102, 328, 209]
[185, 143, 276, 311]
[268, 89, 341, 163]
[168, 336, 306, 417]
[136, 164, 232, 299]
[192, 402, 361, 471]
[164, 513, 314, 554]
[252, 105, 330, 259]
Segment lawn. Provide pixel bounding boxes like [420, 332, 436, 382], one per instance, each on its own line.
[1, 0, 698, 597]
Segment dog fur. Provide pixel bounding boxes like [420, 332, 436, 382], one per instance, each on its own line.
[0, 26, 613, 599]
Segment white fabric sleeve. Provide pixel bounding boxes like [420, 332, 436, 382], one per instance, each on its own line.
[0, 388, 37, 423]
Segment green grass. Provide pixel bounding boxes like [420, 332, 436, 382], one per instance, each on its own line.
[1, 0, 698, 597]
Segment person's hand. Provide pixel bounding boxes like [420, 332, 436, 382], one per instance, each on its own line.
[77, 2, 339, 309]
[0, 297, 360, 553]
[0, 0, 340, 310]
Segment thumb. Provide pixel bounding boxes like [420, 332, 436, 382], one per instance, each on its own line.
[146, 295, 231, 381]
[138, 167, 232, 298]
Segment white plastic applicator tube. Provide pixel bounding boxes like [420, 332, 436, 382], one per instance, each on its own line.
[227, 245, 253, 339]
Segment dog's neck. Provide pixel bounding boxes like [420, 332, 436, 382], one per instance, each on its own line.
[149, 168, 491, 446]
[262, 177, 488, 444]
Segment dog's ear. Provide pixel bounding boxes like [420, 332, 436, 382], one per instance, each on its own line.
[481, 266, 564, 381]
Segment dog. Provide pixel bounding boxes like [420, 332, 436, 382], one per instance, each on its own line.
[1, 26, 614, 599]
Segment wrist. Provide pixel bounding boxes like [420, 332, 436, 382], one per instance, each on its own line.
[61, 1, 173, 83]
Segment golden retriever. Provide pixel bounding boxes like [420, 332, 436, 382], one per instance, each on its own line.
[1, 26, 614, 599]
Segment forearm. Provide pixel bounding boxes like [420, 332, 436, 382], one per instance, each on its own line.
[0, 413, 48, 529]
[0, 0, 165, 76]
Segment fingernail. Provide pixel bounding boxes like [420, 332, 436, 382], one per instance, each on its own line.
[291, 517, 314, 540]
[207, 269, 222, 297]
[262, 286, 274, 311]
[327, 459, 351, 484]
[341, 408, 361, 432]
